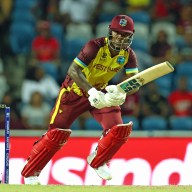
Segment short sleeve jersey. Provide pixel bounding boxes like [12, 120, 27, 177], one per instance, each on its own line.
[64, 37, 138, 91]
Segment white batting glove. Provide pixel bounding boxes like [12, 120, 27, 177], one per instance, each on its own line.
[88, 88, 110, 109]
[105, 85, 126, 106]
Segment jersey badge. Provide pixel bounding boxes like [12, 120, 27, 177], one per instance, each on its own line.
[117, 56, 125, 64]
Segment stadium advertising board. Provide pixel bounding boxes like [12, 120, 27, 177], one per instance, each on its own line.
[0, 137, 192, 185]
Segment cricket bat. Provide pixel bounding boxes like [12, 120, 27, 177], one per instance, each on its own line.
[117, 61, 174, 94]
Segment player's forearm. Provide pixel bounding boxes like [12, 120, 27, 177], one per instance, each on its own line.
[68, 62, 92, 92]
[73, 72, 92, 92]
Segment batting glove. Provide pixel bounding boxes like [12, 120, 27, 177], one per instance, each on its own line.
[105, 85, 126, 106]
[88, 88, 110, 109]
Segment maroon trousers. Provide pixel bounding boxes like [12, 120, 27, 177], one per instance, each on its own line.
[21, 89, 128, 177]
[49, 88, 123, 131]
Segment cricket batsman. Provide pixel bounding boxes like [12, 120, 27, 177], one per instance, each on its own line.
[21, 14, 139, 184]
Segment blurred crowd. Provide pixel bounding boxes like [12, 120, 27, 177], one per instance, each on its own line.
[0, 0, 192, 131]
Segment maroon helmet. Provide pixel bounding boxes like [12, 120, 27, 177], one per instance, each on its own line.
[109, 15, 135, 34]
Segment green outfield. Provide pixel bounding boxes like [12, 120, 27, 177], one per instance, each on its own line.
[0, 185, 191, 192]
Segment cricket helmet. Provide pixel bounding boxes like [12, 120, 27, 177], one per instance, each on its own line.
[108, 15, 135, 51]
[109, 15, 135, 34]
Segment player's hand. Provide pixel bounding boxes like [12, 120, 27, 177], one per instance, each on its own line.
[88, 88, 110, 109]
[105, 85, 126, 106]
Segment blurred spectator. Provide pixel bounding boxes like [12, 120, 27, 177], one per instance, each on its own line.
[0, 58, 8, 101]
[21, 91, 51, 129]
[175, 3, 192, 58]
[1, 91, 21, 117]
[140, 82, 170, 119]
[0, 0, 13, 60]
[0, 91, 26, 129]
[59, 0, 98, 30]
[176, 4, 192, 35]
[21, 66, 60, 106]
[31, 20, 60, 80]
[151, 0, 181, 23]
[150, 30, 176, 64]
[0, 110, 26, 130]
[168, 76, 192, 116]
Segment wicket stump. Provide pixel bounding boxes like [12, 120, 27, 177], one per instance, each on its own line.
[0, 104, 10, 184]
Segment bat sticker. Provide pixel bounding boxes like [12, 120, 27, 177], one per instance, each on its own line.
[120, 77, 144, 93]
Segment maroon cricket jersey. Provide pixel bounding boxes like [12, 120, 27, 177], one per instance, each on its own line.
[63, 37, 138, 92]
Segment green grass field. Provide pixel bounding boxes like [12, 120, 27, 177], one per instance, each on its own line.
[0, 185, 192, 192]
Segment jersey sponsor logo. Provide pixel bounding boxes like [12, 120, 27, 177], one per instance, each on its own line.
[119, 19, 127, 27]
[94, 64, 121, 72]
